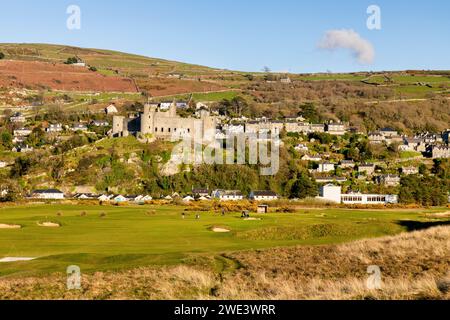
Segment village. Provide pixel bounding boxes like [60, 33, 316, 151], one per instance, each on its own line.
[1, 98, 449, 206]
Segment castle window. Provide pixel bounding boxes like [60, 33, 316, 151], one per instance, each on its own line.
[168, 128, 171, 133]
[161, 128, 164, 132]
[174, 128, 177, 132]
[187, 129, 190, 133]
[155, 128, 158, 132]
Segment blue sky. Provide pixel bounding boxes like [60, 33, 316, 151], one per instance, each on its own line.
[0, 0, 449, 73]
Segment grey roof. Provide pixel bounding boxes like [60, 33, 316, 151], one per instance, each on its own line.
[32, 189, 64, 194]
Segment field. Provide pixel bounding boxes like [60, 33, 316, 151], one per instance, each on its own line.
[0, 203, 448, 279]
[0, 60, 138, 92]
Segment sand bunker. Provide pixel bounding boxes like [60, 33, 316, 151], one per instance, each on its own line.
[212, 227, 231, 233]
[37, 222, 61, 228]
[426, 211, 450, 218]
[0, 224, 21, 229]
[0, 257, 36, 263]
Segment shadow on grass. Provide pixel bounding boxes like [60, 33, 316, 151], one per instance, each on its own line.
[397, 220, 450, 232]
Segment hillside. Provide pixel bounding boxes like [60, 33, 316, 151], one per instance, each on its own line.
[0, 43, 449, 132]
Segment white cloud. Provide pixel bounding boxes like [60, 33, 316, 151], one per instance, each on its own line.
[318, 29, 375, 65]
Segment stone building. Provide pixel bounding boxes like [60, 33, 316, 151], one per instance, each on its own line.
[112, 102, 217, 142]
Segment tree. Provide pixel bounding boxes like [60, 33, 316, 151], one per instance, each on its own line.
[289, 172, 318, 199]
[300, 103, 321, 123]
[0, 131, 13, 149]
[65, 57, 79, 65]
[0, 52, 5, 60]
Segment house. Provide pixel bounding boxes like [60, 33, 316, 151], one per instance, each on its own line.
[159, 102, 173, 111]
[0, 161, 8, 168]
[91, 120, 109, 127]
[198, 196, 210, 201]
[113, 195, 127, 203]
[380, 127, 398, 138]
[14, 128, 32, 137]
[401, 166, 419, 175]
[105, 104, 118, 115]
[280, 77, 291, 84]
[46, 123, 63, 133]
[318, 184, 342, 203]
[399, 138, 423, 152]
[249, 191, 278, 201]
[301, 154, 322, 162]
[315, 176, 347, 184]
[141, 195, 153, 202]
[164, 195, 173, 201]
[317, 162, 335, 173]
[74, 193, 98, 200]
[341, 193, 398, 205]
[98, 194, 112, 202]
[192, 188, 210, 198]
[294, 144, 309, 153]
[339, 160, 355, 169]
[431, 145, 450, 159]
[368, 132, 385, 144]
[71, 123, 88, 132]
[377, 174, 401, 187]
[310, 124, 325, 133]
[183, 196, 195, 202]
[326, 122, 346, 136]
[12, 145, 33, 153]
[10, 112, 26, 123]
[31, 189, 65, 200]
[358, 163, 376, 176]
[318, 185, 398, 205]
[212, 190, 244, 201]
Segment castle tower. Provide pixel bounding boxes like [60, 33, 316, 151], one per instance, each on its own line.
[140, 103, 156, 135]
[169, 100, 177, 118]
[112, 116, 125, 136]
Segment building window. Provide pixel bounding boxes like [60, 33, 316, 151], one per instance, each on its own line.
[168, 128, 171, 133]
[155, 128, 158, 132]
[161, 128, 164, 132]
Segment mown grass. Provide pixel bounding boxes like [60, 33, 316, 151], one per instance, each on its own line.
[0, 225, 448, 300]
[0, 204, 446, 277]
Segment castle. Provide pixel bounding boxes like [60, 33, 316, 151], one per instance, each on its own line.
[112, 102, 217, 142]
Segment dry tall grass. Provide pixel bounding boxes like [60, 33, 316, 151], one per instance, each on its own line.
[0, 226, 448, 300]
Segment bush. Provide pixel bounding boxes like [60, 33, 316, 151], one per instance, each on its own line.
[0, 52, 5, 60]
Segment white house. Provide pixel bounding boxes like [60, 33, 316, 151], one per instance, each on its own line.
[318, 184, 342, 203]
[14, 128, 32, 137]
[317, 162, 335, 173]
[341, 193, 398, 205]
[31, 189, 65, 200]
[183, 196, 195, 202]
[98, 194, 113, 202]
[46, 123, 63, 133]
[318, 184, 398, 205]
[10, 112, 26, 123]
[105, 104, 118, 115]
[249, 190, 278, 201]
[141, 195, 153, 202]
[302, 154, 322, 162]
[294, 144, 309, 153]
[401, 166, 419, 175]
[71, 123, 88, 132]
[91, 120, 110, 127]
[212, 190, 244, 201]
